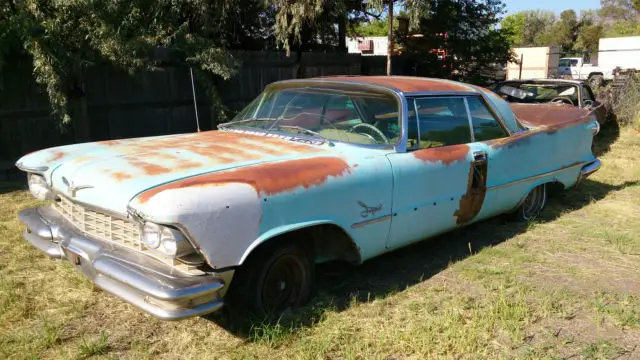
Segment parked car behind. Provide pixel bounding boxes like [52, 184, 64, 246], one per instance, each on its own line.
[488, 79, 608, 125]
[16, 76, 602, 320]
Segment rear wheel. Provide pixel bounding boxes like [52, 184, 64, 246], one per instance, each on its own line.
[228, 242, 314, 318]
[510, 184, 547, 222]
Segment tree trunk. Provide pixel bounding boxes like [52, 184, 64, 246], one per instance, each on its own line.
[338, 15, 347, 53]
[387, 0, 394, 76]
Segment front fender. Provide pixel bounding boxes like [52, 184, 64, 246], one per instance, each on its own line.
[239, 220, 353, 265]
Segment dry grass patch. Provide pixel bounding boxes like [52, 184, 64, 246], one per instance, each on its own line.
[1, 125, 639, 359]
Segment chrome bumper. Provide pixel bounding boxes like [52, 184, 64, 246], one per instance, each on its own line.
[577, 159, 601, 185]
[18, 206, 230, 320]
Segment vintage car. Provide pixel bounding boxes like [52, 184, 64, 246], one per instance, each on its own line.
[488, 78, 608, 125]
[16, 76, 602, 320]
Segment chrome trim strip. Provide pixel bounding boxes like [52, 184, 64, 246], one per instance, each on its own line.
[413, 97, 420, 150]
[463, 97, 476, 143]
[15, 162, 48, 173]
[18, 206, 229, 320]
[351, 214, 392, 229]
[576, 159, 601, 185]
[406, 91, 479, 97]
[487, 161, 589, 191]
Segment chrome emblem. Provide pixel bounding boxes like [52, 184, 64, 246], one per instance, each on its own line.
[62, 176, 93, 197]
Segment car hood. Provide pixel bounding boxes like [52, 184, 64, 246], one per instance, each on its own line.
[17, 130, 331, 215]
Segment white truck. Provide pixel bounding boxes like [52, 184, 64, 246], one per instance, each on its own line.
[559, 36, 640, 89]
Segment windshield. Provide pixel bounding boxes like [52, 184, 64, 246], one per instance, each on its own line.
[219, 85, 401, 146]
[493, 83, 579, 104]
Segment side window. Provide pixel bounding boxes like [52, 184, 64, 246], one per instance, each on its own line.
[412, 97, 472, 149]
[559, 59, 569, 67]
[581, 86, 594, 102]
[466, 96, 509, 141]
[569, 59, 579, 66]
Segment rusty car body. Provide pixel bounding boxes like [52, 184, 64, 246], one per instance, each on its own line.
[16, 76, 602, 320]
[489, 78, 608, 125]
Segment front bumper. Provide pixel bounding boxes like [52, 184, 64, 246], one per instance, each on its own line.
[18, 206, 230, 320]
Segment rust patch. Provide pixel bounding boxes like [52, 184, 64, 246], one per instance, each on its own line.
[127, 159, 172, 176]
[110, 171, 132, 182]
[325, 76, 470, 92]
[509, 103, 592, 128]
[46, 151, 66, 163]
[454, 161, 487, 225]
[412, 144, 470, 166]
[136, 157, 351, 204]
[100, 140, 123, 146]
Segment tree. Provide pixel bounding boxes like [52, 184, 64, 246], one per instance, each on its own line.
[397, 0, 513, 82]
[576, 10, 605, 52]
[500, 10, 556, 47]
[0, 0, 280, 139]
[599, 0, 640, 36]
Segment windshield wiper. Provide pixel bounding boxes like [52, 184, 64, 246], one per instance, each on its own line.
[276, 125, 335, 146]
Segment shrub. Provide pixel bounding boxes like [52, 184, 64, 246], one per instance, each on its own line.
[598, 71, 640, 129]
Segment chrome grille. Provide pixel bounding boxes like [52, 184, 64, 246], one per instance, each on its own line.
[53, 196, 142, 250]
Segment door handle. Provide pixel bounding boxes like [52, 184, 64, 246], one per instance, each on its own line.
[473, 151, 487, 162]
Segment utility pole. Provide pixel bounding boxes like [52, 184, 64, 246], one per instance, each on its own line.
[386, 0, 394, 76]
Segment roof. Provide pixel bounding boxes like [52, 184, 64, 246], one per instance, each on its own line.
[269, 75, 480, 94]
[321, 76, 476, 93]
[498, 78, 585, 85]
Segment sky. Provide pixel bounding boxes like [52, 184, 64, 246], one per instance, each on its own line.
[504, 0, 602, 15]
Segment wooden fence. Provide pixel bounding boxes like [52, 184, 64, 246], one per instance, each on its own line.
[0, 51, 422, 178]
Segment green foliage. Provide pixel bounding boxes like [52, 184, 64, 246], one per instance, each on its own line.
[0, 0, 280, 127]
[349, 19, 395, 37]
[397, 0, 513, 81]
[501, 10, 556, 47]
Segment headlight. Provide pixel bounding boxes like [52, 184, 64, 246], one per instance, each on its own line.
[141, 222, 194, 258]
[28, 173, 54, 201]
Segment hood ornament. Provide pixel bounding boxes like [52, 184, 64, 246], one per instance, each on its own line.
[62, 176, 93, 198]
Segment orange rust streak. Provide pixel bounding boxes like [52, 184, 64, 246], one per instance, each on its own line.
[136, 157, 351, 204]
[454, 163, 487, 225]
[127, 159, 172, 176]
[326, 76, 470, 92]
[46, 151, 66, 163]
[99, 140, 124, 146]
[509, 104, 591, 127]
[412, 144, 470, 166]
[110, 171, 133, 182]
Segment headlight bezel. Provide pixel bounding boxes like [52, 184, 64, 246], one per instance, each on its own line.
[140, 221, 196, 259]
[27, 173, 54, 201]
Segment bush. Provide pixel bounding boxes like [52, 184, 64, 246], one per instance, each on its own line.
[598, 71, 640, 129]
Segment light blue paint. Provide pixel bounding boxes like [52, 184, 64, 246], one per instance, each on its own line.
[16, 78, 600, 269]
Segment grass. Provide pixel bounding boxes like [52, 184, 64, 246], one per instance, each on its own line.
[1, 125, 640, 359]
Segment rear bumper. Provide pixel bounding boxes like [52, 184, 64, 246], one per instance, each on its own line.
[18, 206, 230, 320]
[577, 159, 601, 185]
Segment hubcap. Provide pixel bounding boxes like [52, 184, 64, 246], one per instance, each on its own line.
[522, 185, 546, 220]
[261, 254, 305, 313]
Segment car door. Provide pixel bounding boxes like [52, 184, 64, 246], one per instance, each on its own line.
[385, 96, 489, 249]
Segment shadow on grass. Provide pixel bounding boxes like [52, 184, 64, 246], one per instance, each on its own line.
[0, 181, 26, 195]
[207, 177, 639, 339]
[593, 119, 620, 158]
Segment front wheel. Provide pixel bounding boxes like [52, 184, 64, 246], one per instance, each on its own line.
[228, 242, 314, 318]
[509, 184, 547, 222]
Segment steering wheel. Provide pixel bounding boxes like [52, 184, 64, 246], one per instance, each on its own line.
[550, 97, 575, 106]
[349, 123, 389, 144]
[583, 99, 594, 109]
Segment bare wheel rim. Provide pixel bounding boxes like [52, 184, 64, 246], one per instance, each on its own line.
[260, 254, 306, 313]
[521, 185, 546, 220]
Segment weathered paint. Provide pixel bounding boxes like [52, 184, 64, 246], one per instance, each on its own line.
[412, 144, 470, 166]
[324, 75, 471, 92]
[509, 103, 592, 127]
[15, 76, 600, 271]
[135, 157, 351, 204]
[454, 161, 487, 225]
